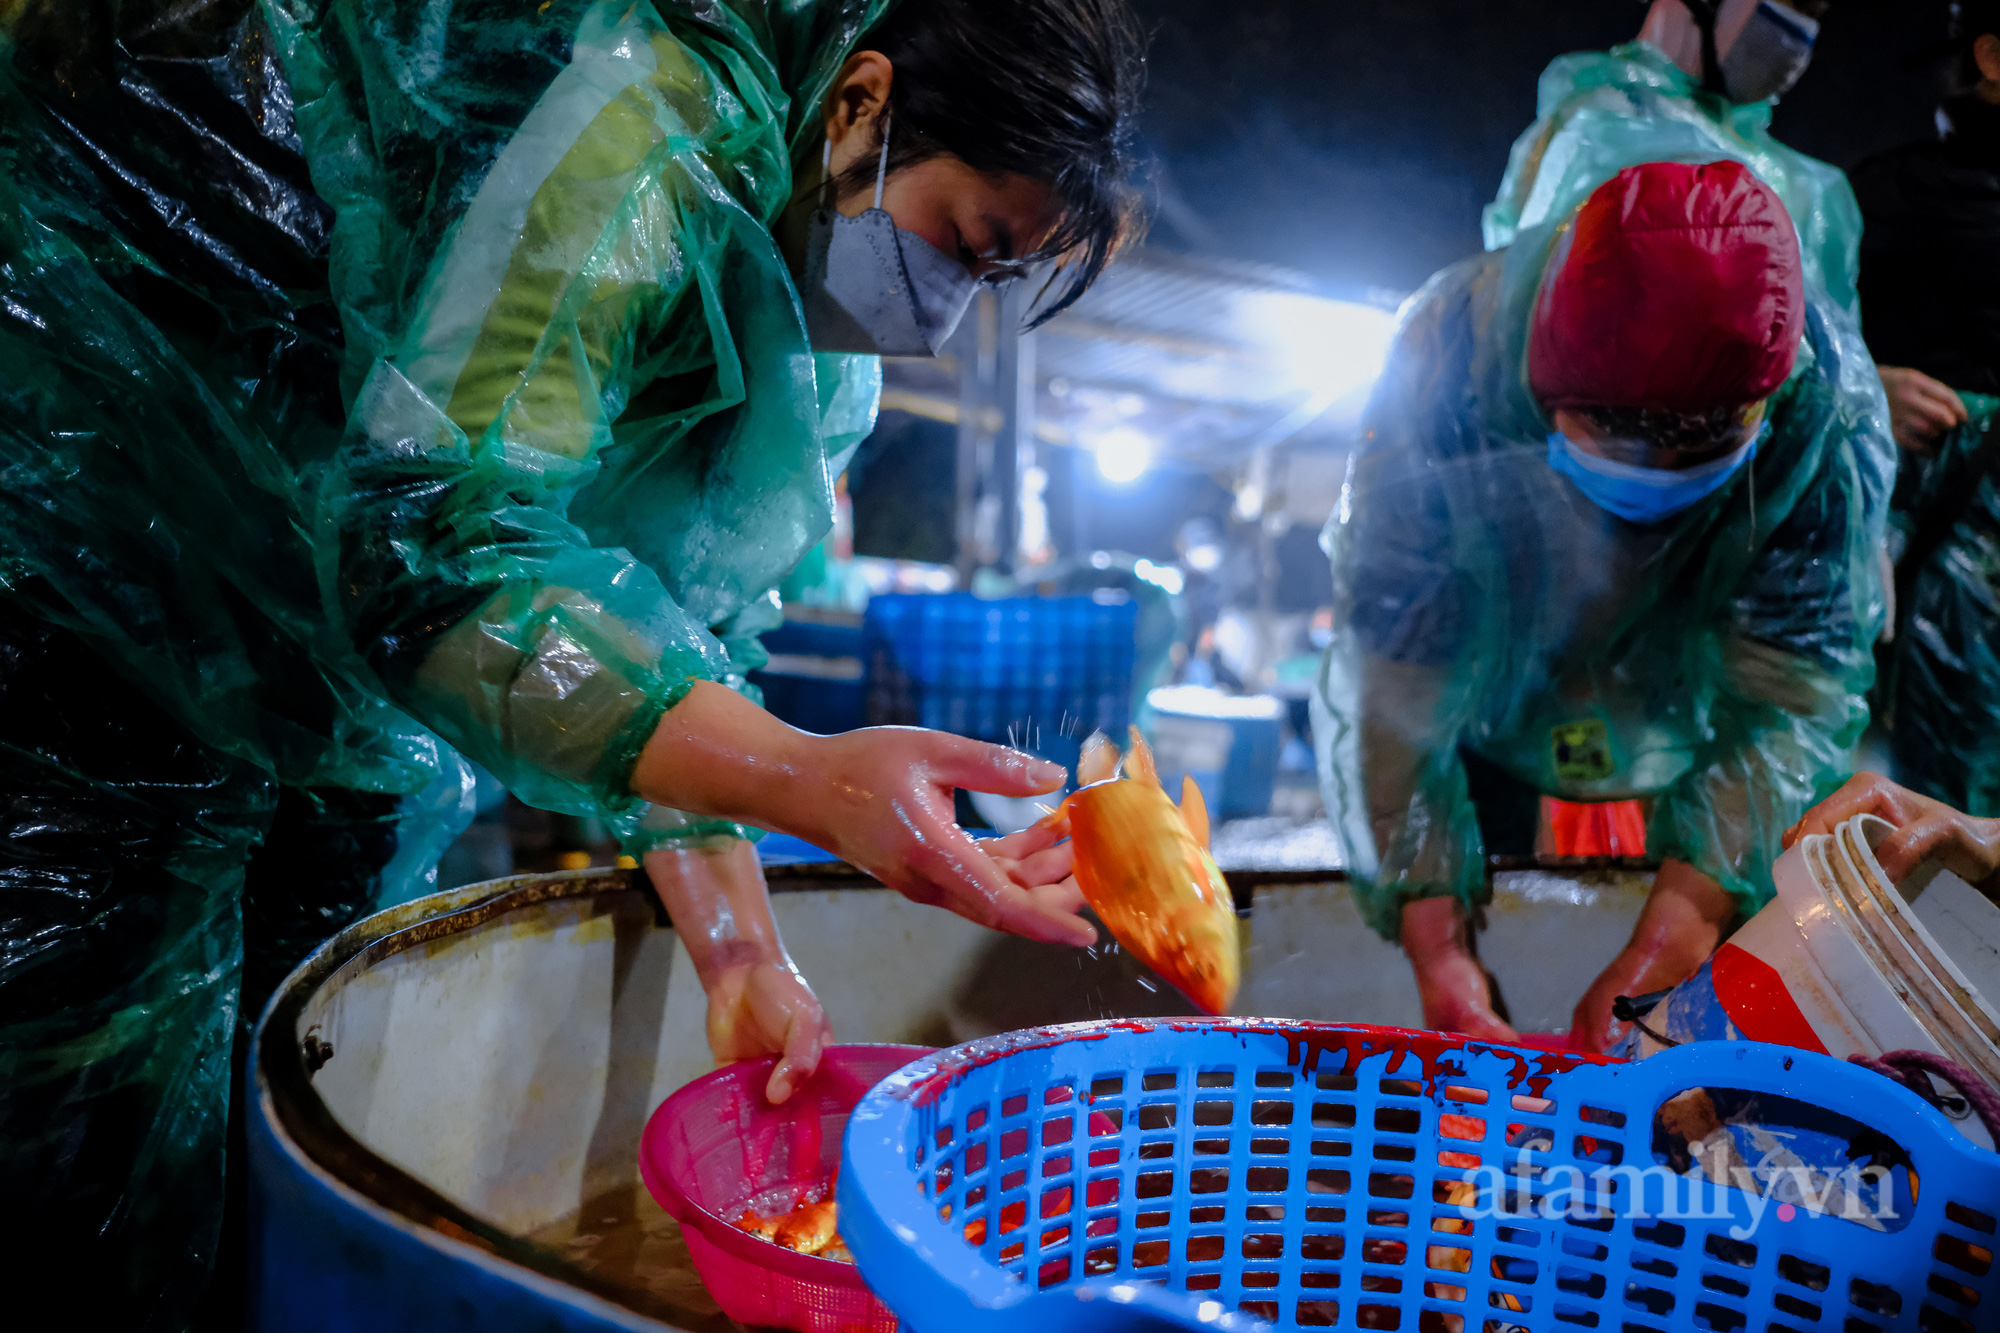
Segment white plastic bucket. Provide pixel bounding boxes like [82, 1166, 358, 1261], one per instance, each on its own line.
[1625, 814, 2000, 1146]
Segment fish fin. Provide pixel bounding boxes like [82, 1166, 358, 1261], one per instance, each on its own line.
[1125, 725, 1162, 788]
[1179, 775, 1211, 849]
[1077, 731, 1121, 786]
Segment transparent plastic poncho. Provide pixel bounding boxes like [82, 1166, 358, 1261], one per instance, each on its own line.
[1886, 393, 2000, 817]
[265, 0, 887, 848]
[1484, 41, 1863, 323]
[1313, 212, 1896, 942]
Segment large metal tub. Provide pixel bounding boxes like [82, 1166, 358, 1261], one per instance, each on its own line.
[247, 861, 1652, 1330]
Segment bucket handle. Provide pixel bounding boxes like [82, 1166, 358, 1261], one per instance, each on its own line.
[1849, 1049, 2000, 1143]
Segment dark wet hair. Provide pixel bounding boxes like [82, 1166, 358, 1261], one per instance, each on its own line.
[1576, 403, 1761, 455]
[835, 0, 1148, 327]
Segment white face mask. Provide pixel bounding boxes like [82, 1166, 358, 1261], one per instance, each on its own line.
[799, 114, 981, 357]
[1719, 1, 1819, 103]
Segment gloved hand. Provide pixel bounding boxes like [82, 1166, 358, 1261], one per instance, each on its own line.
[1879, 366, 1967, 454]
[1785, 771, 2000, 894]
[1567, 858, 1733, 1052]
[644, 839, 831, 1103]
[633, 681, 1097, 948]
[1402, 897, 1518, 1042]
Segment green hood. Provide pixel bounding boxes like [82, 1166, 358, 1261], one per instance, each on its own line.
[263, 0, 890, 836]
[1484, 40, 1861, 321]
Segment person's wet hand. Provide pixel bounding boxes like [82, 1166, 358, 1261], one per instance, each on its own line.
[980, 815, 1087, 924]
[1413, 951, 1518, 1042]
[1568, 859, 1732, 1053]
[707, 961, 831, 1104]
[630, 683, 1094, 944]
[797, 728, 1099, 948]
[1879, 366, 1967, 454]
[1783, 772, 2000, 892]
[1402, 897, 1518, 1042]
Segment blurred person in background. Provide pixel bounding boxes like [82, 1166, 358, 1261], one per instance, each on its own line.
[0, 0, 1143, 1322]
[1850, 0, 2000, 820]
[1315, 161, 1893, 1050]
[1487, 0, 1855, 319]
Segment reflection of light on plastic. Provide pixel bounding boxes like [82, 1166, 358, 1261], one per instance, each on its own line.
[1134, 558, 1184, 596]
[1095, 427, 1153, 484]
[1185, 543, 1222, 573]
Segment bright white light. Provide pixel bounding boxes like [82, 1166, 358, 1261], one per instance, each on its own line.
[1133, 558, 1185, 596]
[1094, 427, 1153, 484]
[1233, 480, 1265, 521]
[1252, 292, 1400, 405]
[1185, 542, 1222, 573]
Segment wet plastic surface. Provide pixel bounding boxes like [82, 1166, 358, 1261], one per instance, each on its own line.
[1484, 40, 1862, 321]
[1315, 184, 1895, 939]
[1, 0, 891, 1321]
[1886, 394, 2000, 817]
[266, 0, 886, 845]
[641, 1046, 928, 1332]
[843, 1021, 1999, 1333]
[0, 3, 473, 1324]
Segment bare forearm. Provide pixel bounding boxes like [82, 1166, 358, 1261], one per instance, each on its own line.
[644, 838, 791, 984]
[1634, 859, 1735, 963]
[629, 680, 819, 837]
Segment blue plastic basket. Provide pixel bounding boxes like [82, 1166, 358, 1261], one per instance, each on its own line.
[839, 1021, 2000, 1333]
[864, 594, 1137, 756]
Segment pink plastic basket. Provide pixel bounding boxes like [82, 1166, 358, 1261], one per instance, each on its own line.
[639, 1045, 931, 1333]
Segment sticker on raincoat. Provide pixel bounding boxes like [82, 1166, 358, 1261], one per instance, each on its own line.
[1551, 720, 1614, 784]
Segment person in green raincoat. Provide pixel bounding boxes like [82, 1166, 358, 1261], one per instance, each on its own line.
[1850, 0, 2000, 819]
[1314, 160, 1894, 1051]
[1486, 1, 1855, 320]
[0, 0, 1144, 1322]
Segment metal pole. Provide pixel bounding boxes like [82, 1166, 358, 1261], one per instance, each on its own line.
[952, 291, 996, 584]
[995, 284, 1036, 574]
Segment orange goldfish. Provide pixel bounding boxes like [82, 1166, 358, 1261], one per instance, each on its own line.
[733, 1210, 782, 1242]
[774, 1198, 839, 1254]
[733, 1172, 855, 1262]
[1053, 728, 1240, 1014]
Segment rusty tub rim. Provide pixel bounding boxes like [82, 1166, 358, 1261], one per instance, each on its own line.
[253, 868, 671, 1322]
[254, 865, 881, 1327]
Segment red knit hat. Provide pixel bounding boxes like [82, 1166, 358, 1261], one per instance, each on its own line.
[1528, 160, 1805, 412]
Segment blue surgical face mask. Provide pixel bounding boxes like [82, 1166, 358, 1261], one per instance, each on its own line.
[1546, 426, 1763, 524]
[800, 115, 980, 357]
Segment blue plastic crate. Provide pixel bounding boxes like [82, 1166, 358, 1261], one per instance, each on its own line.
[840, 1021, 2000, 1333]
[864, 594, 1137, 753]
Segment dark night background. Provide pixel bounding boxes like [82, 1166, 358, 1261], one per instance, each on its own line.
[1133, 0, 1957, 299]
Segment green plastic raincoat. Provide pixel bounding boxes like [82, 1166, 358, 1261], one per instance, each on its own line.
[268, 0, 887, 847]
[0, 0, 885, 1321]
[1313, 214, 1895, 942]
[1484, 42, 1862, 322]
[1886, 395, 2000, 817]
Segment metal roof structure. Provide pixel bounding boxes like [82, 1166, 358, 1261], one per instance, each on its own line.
[881, 247, 1403, 473]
